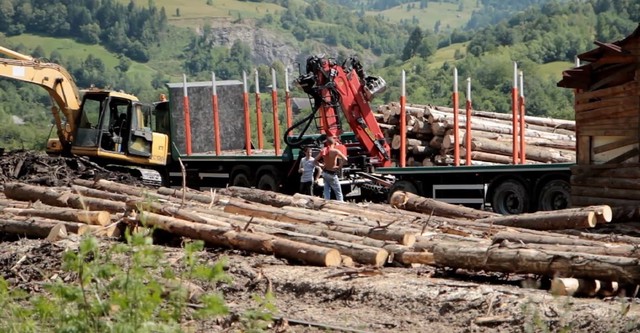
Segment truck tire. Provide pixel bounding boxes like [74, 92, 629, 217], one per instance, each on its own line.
[387, 180, 419, 202]
[257, 173, 278, 191]
[231, 172, 251, 188]
[537, 179, 570, 211]
[491, 180, 529, 215]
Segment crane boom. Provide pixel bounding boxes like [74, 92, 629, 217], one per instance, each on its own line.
[0, 46, 82, 148]
[294, 55, 391, 167]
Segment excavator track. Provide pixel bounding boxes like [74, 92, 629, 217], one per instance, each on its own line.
[105, 164, 163, 187]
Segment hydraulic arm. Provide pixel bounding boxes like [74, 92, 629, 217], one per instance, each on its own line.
[292, 55, 391, 167]
[0, 46, 82, 149]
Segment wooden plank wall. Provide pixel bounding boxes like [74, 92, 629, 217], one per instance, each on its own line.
[571, 37, 640, 219]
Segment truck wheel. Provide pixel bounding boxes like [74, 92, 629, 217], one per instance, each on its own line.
[491, 180, 529, 215]
[257, 173, 278, 191]
[537, 179, 570, 211]
[231, 172, 251, 188]
[387, 180, 418, 202]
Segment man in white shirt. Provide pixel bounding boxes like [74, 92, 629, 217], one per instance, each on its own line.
[298, 146, 320, 195]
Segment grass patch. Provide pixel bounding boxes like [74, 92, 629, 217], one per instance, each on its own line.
[366, 0, 480, 32]
[538, 61, 574, 80]
[124, 0, 285, 25]
[429, 41, 467, 69]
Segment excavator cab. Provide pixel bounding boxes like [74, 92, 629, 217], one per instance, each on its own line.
[71, 90, 166, 166]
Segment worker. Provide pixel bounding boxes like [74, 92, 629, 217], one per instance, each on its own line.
[315, 136, 348, 201]
[298, 146, 320, 195]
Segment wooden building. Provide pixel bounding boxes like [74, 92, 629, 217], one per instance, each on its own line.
[557, 24, 640, 221]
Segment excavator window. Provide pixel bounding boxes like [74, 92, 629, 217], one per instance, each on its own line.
[99, 97, 131, 152]
[73, 95, 105, 147]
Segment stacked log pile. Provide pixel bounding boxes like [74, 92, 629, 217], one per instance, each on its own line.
[375, 103, 576, 166]
[2, 180, 640, 297]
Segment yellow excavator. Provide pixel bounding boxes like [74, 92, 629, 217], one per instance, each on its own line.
[0, 46, 169, 184]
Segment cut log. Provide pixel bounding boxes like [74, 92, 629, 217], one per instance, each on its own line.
[2, 207, 111, 226]
[158, 187, 222, 205]
[497, 240, 640, 258]
[550, 278, 600, 297]
[475, 209, 596, 230]
[389, 191, 498, 220]
[560, 205, 612, 224]
[73, 179, 166, 199]
[4, 183, 126, 213]
[192, 208, 394, 266]
[394, 251, 435, 265]
[431, 241, 640, 284]
[219, 186, 312, 208]
[431, 105, 575, 130]
[459, 148, 514, 164]
[491, 231, 611, 247]
[138, 211, 341, 267]
[469, 137, 574, 163]
[71, 185, 129, 202]
[0, 219, 75, 239]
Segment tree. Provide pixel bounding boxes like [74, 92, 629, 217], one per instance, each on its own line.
[116, 55, 131, 72]
[402, 27, 423, 61]
[79, 23, 101, 44]
[417, 32, 437, 58]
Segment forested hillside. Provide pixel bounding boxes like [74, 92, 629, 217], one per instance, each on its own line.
[0, 0, 638, 150]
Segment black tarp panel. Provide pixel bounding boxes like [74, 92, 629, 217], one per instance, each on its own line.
[167, 80, 244, 154]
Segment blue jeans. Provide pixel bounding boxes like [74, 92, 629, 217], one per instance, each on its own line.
[323, 171, 343, 201]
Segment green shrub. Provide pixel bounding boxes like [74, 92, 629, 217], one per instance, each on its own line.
[0, 231, 274, 333]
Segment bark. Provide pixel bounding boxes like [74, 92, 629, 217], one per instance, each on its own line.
[432, 241, 640, 284]
[138, 211, 341, 267]
[389, 191, 498, 220]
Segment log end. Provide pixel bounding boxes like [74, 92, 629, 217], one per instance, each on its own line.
[340, 255, 355, 267]
[374, 249, 390, 267]
[402, 233, 417, 247]
[389, 191, 409, 208]
[586, 211, 597, 228]
[46, 223, 68, 242]
[598, 205, 613, 224]
[550, 277, 600, 297]
[325, 249, 342, 267]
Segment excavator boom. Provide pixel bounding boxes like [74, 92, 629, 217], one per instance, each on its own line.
[0, 46, 82, 148]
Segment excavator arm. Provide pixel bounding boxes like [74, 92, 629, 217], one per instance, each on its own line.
[294, 55, 391, 167]
[0, 46, 82, 150]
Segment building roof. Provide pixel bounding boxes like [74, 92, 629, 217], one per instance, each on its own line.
[557, 24, 640, 89]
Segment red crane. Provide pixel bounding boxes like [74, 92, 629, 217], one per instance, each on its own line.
[289, 55, 391, 167]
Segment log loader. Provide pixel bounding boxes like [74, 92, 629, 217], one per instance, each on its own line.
[289, 54, 573, 214]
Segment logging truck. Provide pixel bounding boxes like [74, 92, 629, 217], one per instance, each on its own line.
[0, 45, 574, 214]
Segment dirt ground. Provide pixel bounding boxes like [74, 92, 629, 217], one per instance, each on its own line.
[2, 150, 640, 332]
[2, 235, 640, 333]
